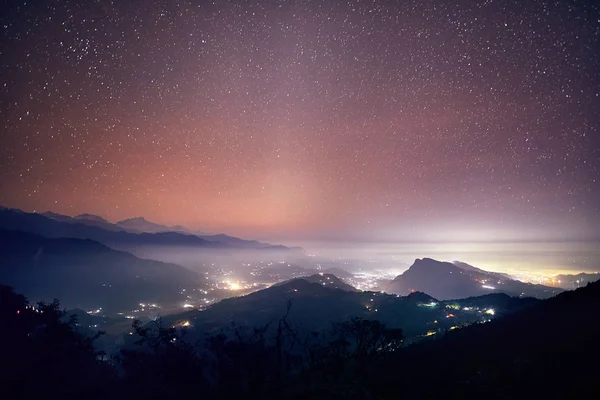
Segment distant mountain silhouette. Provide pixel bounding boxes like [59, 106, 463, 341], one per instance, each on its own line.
[116, 218, 283, 250]
[42, 211, 77, 222]
[116, 217, 191, 234]
[385, 258, 561, 300]
[198, 233, 269, 248]
[74, 213, 111, 224]
[0, 229, 206, 312]
[43, 211, 126, 232]
[552, 272, 600, 289]
[0, 208, 294, 251]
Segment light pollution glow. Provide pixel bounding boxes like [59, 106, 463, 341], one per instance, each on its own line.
[0, 0, 598, 276]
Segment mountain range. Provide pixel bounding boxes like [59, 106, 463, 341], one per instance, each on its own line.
[552, 272, 600, 289]
[114, 216, 198, 234]
[0, 229, 206, 312]
[164, 273, 539, 341]
[3, 254, 599, 399]
[0, 207, 296, 252]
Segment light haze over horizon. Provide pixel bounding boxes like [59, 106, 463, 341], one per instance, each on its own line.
[1, 1, 598, 275]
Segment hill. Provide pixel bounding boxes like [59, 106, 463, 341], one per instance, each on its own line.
[275, 273, 360, 292]
[371, 279, 600, 398]
[552, 272, 600, 289]
[385, 258, 561, 300]
[43, 211, 127, 232]
[0, 229, 207, 313]
[165, 275, 537, 341]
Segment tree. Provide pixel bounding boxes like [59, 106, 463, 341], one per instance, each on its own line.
[117, 317, 207, 397]
[0, 285, 113, 399]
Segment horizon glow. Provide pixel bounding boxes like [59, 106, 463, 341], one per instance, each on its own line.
[0, 1, 598, 272]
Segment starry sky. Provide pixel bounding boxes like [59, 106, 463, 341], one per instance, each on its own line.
[1, 0, 599, 243]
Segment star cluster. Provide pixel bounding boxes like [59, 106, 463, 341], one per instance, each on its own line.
[0, 0, 599, 241]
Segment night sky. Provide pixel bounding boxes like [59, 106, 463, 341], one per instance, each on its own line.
[1, 0, 599, 243]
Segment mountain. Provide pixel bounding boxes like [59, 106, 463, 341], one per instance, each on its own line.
[116, 217, 190, 234]
[74, 213, 111, 224]
[116, 219, 283, 249]
[43, 211, 126, 232]
[44, 211, 191, 235]
[552, 272, 600, 289]
[0, 229, 207, 312]
[0, 208, 295, 252]
[0, 208, 215, 246]
[384, 258, 561, 300]
[276, 273, 360, 292]
[198, 233, 269, 248]
[42, 211, 77, 223]
[452, 260, 513, 279]
[165, 275, 537, 341]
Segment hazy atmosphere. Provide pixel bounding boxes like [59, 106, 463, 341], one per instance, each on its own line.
[1, 1, 600, 398]
[2, 0, 599, 276]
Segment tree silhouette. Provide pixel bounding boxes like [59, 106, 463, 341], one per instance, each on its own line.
[0, 285, 113, 399]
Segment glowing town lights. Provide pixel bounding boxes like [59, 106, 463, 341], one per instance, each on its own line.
[482, 285, 496, 290]
[485, 309, 495, 315]
[228, 281, 241, 290]
[182, 321, 191, 327]
[183, 303, 194, 308]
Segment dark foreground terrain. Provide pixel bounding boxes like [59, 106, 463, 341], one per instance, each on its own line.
[1, 278, 599, 399]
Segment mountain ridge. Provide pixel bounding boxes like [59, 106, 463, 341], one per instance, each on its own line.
[386, 257, 561, 300]
[0, 207, 296, 252]
[165, 273, 539, 341]
[0, 229, 206, 312]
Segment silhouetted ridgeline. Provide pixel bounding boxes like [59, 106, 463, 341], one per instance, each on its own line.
[371, 279, 600, 399]
[0, 207, 298, 251]
[385, 257, 562, 299]
[163, 276, 539, 342]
